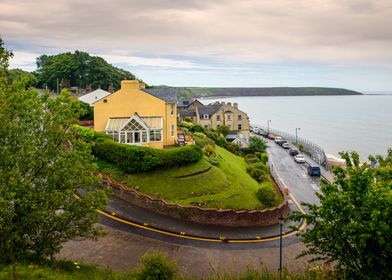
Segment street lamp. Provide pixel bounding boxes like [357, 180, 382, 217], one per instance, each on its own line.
[278, 214, 284, 280]
[267, 120, 272, 134]
[295, 127, 301, 144]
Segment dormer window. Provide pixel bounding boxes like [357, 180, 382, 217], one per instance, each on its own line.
[203, 114, 209, 119]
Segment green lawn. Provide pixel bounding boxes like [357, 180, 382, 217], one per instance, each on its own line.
[98, 146, 277, 210]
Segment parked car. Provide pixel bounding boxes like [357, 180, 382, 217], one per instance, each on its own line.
[258, 130, 269, 137]
[276, 140, 287, 146]
[294, 154, 306, 163]
[267, 134, 275, 140]
[307, 163, 321, 176]
[274, 136, 283, 143]
[289, 148, 299, 156]
[282, 142, 291, 149]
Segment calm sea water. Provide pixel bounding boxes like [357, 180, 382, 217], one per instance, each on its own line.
[204, 94, 392, 161]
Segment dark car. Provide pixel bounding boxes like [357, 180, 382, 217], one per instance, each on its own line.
[307, 163, 321, 177]
[289, 148, 299, 156]
[276, 140, 287, 146]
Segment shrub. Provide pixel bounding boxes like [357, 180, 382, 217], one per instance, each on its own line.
[136, 252, 177, 280]
[216, 125, 230, 136]
[261, 152, 268, 163]
[193, 133, 215, 148]
[245, 154, 261, 164]
[189, 124, 204, 133]
[73, 124, 95, 142]
[92, 140, 203, 173]
[178, 121, 193, 128]
[249, 136, 267, 153]
[184, 117, 193, 122]
[226, 142, 240, 154]
[246, 162, 269, 182]
[208, 156, 220, 166]
[204, 130, 227, 147]
[203, 144, 216, 157]
[257, 184, 277, 207]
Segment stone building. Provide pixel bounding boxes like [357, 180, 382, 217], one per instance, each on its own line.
[178, 100, 250, 138]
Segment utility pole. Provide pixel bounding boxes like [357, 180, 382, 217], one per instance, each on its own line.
[279, 215, 284, 280]
[267, 120, 271, 134]
[295, 127, 301, 144]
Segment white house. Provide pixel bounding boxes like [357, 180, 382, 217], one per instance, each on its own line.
[78, 89, 111, 106]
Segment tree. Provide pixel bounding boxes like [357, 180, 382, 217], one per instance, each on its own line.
[35, 51, 135, 91]
[292, 151, 392, 279]
[248, 136, 267, 153]
[217, 125, 230, 137]
[0, 39, 108, 272]
[6, 68, 38, 88]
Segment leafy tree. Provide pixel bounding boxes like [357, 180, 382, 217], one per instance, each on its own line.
[79, 101, 94, 120]
[292, 151, 392, 279]
[35, 51, 135, 91]
[0, 39, 108, 273]
[217, 125, 230, 136]
[6, 68, 38, 88]
[248, 136, 267, 153]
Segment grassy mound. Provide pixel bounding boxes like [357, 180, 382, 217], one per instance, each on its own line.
[99, 146, 278, 210]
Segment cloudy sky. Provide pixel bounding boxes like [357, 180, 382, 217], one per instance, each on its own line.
[1, 0, 391, 91]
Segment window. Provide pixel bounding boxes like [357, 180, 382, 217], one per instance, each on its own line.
[238, 124, 242, 130]
[216, 115, 221, 121]
[171, 124, 175, 137]
[203, 114, 209, 119]
[204, 125, 208, 129]
[170, 104, 174, 115]
[238, 115, 242, 120]
[150, 130, 162, 141]
[227, 114, 231, 120]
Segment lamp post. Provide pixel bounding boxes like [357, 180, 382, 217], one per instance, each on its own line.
[295, 127, 301, 144]
[278, 214, 284, 280]
[267, 120, 271, 134]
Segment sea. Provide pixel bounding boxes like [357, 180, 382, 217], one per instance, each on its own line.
[203, 94, 392, 161]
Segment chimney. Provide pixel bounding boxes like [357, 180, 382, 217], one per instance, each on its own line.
[227, 102, 232, 106]
[108, 83, 114, 93]
[85, 85, 92, 93]
[233, 103, 238, 108]
[121, 80, 140, 90]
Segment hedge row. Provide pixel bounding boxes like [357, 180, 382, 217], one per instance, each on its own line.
[92, 139, 203, 173]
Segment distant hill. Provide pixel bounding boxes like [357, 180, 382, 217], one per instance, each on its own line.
[173, 87, 362, 100]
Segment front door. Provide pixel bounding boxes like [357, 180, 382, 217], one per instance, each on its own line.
[134, 131, 141, 143]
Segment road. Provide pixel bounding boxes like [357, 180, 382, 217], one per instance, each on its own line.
[265, 138, 321, 207]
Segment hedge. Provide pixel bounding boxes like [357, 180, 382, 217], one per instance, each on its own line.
[257, 183, 277, 207]
[246, 162, 269, 182]
[92, 139, 203, 173]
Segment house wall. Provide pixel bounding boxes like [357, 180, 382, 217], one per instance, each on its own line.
[94, 80, 176, 149]
[219, 104, 250, 137]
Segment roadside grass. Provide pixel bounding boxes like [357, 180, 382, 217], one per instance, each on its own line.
[97, 146, 279, 210]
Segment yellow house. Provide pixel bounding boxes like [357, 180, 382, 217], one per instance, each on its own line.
[93, 80, 178, 149]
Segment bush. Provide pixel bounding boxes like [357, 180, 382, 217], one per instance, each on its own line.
[193, 133, 215, 148]
[204, 130, 227, 147]
[208, 156, 220, 166]
[203, 144, 216, 157]
[249, 136, 267, 153]
[184, 117, 193, 122]
[73, 124, 95, 141]
[245, 154, 261, 164]
[261, 152, 268, 163]
[93, 140, 203, 173]
[226, 142, 240, 154]
[257, 184, 277, 207]
[178, 121, 193, 128]
[136, 252, 177, 280]
[246, 162, 269, 182]
[189, 124, 204, 133]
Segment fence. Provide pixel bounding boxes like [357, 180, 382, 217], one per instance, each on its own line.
[253, 124, 329, 168]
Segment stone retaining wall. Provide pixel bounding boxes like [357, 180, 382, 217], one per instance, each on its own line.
[101, 175, 289, 227]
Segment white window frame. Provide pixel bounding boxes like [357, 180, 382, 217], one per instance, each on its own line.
[216, 115, 221, 121]
[238, 114, 242, 120]
[203, 114, 209, 119]
[227, 114, 232, 120]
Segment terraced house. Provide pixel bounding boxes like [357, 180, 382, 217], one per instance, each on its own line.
[178, 100, 250, 138]
[92, 80, 178, 149]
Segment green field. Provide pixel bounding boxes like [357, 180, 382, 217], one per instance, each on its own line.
[99, 146, 277, 210]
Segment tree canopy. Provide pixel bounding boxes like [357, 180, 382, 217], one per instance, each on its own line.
[0, 39, 108, 268]
[292, 150, 392, 279]
[35, 51, 135, 91]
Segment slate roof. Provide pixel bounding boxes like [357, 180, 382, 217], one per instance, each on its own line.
[78, 89, 111, 105]
[142, 88, 178, 103]
[178, 107, 197, 117]
[198, 104, 222, 118]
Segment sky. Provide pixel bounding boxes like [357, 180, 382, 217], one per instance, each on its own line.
[1, 0, 392, 91]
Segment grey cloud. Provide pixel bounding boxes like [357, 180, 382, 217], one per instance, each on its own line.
[1, 0, 391, 66]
